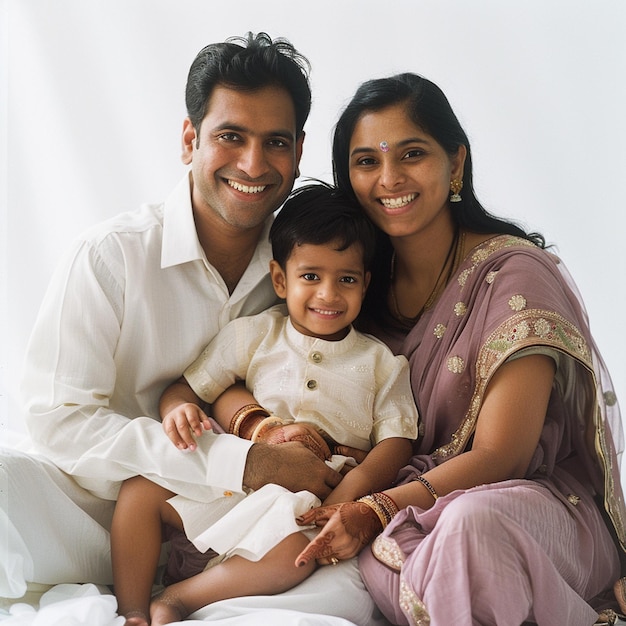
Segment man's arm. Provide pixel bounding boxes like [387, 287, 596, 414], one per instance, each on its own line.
[212, 384, 342, 499]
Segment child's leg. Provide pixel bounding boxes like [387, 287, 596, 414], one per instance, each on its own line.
[111, 476, 181, 626]
[150, 531, 317, 626]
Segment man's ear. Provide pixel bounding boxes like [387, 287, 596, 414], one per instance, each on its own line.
[269, 259, 287, 298]
[181, 117, 197, 165]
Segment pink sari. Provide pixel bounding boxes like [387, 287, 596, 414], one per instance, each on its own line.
[360, 235, 624, 625]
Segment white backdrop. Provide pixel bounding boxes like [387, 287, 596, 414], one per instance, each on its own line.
[1, 0, 625, 443]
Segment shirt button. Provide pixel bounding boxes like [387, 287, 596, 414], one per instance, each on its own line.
[306, 379, 318, 390]
[310, 351, 323, 363]
[223, 490, 233, 497]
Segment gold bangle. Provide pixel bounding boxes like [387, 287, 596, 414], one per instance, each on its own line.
[250, 415, 288, 442]
[414, 475, 439, 502]
[229, 404, 269, 437]
[356, 493, 399, 529]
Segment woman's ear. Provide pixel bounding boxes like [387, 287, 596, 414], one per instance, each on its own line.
[452, 144, 467, 181]
[269, 259, 287, 298]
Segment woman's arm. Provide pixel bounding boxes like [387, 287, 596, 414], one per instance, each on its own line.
[323, 437, 412, 506]
[386, 353, 555, 509]
[296, 353, 556, 564]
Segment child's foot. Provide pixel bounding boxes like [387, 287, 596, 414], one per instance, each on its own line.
[123, 610, 149, 626]
[150, 590, 187, 626]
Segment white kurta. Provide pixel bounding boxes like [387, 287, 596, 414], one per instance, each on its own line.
[170, 306, 419, 559]
[20, 171, 278, 502]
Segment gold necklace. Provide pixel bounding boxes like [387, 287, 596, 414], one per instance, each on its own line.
[390, 229, 466, 323]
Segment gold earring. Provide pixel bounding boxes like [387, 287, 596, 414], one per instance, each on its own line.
[450, 179, 463, 203]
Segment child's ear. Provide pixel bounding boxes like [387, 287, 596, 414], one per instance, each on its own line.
[363, 271, 372, 296]
[269, 260, 287, 298]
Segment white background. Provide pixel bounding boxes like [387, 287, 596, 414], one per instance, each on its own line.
[1, 1, 625, 442]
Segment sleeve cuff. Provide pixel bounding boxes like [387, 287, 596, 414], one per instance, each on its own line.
[205, 433, 253, 494]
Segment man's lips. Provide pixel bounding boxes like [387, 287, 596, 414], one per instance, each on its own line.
[227, 179, 268, 194]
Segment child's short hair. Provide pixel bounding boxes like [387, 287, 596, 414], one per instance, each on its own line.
[270, 182, 377, 270]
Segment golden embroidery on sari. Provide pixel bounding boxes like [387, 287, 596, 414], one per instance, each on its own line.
[508, 294, 527, 311]
[447, 356, 465, 374]
[454, 302, 467, 316]
[399, 578, 431, 626]
[371, 534, 405, 571]
[433, 323, 446, 339]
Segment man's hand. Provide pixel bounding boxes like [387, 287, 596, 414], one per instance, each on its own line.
[243, 441, 341, 499]
[162, 403, 212, 451]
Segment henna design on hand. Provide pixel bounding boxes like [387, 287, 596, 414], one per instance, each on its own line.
[340, 502, 382, 547]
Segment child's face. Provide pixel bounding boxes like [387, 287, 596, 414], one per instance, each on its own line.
[270, 240, 370, 341]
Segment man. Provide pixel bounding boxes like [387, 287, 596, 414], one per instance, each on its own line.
[2, 33, 385, 625]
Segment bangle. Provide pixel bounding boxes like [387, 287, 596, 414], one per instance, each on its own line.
[250, 415, 288, 442]
[229, 403, 270, 437]
[414, 475, 439, 502]
[356, 492, 399, 530]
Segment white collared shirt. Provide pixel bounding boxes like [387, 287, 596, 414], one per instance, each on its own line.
[21, 173, 278, 501]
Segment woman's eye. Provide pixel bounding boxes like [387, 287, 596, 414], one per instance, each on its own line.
[403, 149, 424, 159]
[356, 156, 377, 166]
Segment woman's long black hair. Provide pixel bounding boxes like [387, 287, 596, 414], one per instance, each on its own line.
[332, 73, 545, 329]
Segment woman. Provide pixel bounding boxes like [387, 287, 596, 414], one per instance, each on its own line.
[293, 73, 625, 625]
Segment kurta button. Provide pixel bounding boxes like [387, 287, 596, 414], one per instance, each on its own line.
[306, 379, 318, 390]
[223, 490, 233, 497]
[311, 351, 323, 363]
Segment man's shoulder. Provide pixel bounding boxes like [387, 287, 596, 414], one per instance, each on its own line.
[80, 202, 165, 246]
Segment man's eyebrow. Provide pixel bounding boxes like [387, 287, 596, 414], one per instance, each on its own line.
[213, 123, 295, 141]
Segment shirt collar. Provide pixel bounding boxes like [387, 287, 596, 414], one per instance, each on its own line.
[161, 171, 205, 269]
[160, 172, 275, 281]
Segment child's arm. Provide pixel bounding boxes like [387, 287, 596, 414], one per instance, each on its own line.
[322, 437, 412, 506]
[159, 376, 212, 451]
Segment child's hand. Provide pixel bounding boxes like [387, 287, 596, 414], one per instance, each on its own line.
[162, 403, 212, 451]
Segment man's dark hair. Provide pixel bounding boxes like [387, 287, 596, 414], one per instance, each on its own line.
[270, 182, 377, 271]
[186, 32, 311, 136]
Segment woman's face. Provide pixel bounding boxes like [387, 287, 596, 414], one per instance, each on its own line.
[348, 103, 466, 240]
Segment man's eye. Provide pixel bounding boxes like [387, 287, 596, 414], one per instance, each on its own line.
[269, 138, 290, 148]
[218, 133, 241, 142]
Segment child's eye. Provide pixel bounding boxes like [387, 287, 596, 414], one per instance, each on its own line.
[302, 273, 319, 281]
[340, 276, 357, 284]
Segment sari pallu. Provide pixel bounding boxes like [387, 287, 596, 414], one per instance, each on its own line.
[361, 235, 624, 625]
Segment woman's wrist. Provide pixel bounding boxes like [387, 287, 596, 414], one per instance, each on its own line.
[356, 492, 399, 530]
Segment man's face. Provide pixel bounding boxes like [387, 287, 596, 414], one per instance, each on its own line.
[182, 84, 304, 232]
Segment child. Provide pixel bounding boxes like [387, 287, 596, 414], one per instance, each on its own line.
[111, 183, 419, 626]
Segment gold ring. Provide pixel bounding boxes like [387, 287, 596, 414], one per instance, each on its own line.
[330, 557, 339, 566]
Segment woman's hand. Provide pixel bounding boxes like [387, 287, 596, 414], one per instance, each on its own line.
[294, 501, 382, 567]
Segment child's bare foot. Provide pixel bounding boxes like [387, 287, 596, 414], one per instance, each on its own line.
[123, 611, 149, 626]
[150, 590, 187, 626]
